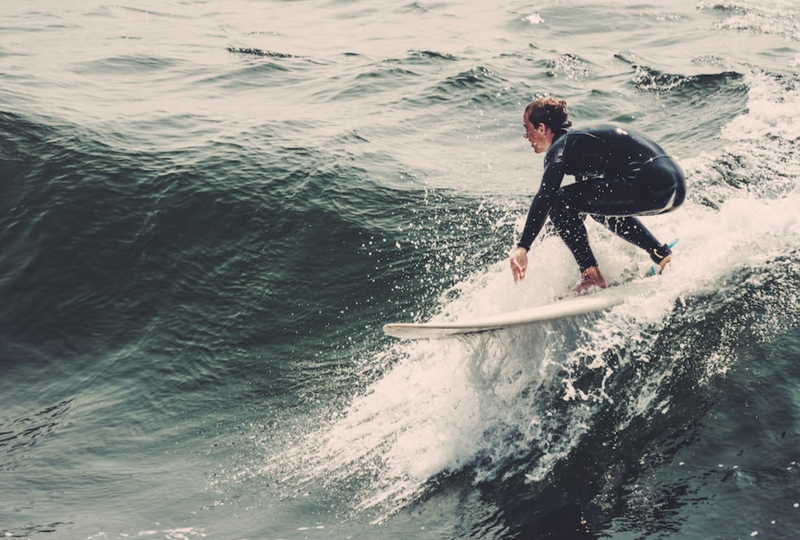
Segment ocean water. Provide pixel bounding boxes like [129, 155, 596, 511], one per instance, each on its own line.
[2, 0, 800, 538]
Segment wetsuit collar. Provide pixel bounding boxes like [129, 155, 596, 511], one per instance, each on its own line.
[553, 128, 569, 143]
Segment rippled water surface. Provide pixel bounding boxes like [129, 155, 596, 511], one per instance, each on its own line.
[2, 1, 800, 538]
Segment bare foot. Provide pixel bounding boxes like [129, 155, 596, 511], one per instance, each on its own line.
[571, 266, 608, 295]
[658, 254, 672, 273]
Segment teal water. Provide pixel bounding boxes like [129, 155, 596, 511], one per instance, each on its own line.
[2, 1, 800, 538]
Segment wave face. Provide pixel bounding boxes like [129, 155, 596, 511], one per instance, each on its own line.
[2, 1, 800, 539]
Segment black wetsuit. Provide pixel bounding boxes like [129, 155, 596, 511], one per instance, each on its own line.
[517, 123, 686, 271]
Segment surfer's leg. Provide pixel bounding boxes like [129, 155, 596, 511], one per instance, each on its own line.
[560, 162, 684, 268]
[548, 209, 607, 293]
[546, 201, 608, 291]
[590, 215, 673, 265]
[548, 201, 597, 272]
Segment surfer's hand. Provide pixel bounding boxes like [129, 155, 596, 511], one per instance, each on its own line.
[510, 246, 528, 283]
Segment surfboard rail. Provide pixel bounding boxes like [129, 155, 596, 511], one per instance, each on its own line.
[383, 280, 651, 340]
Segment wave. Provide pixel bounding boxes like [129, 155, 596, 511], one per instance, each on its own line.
[398, 64, 514, 109]
[698, 0, 800, 41]
[614, 51, 745, 95]
[0, 108, 507, 373]
[252, 209, 800, 530]
[544, 53, 595, 80]
[396, 50, 459, 64]
[6, 1, 800, 538]
[325, 51, 461, 104]
[226, 46, 303, 59]
[242, 64, 800, 534]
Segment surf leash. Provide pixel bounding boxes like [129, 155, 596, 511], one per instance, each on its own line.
[649, 238, 680, 276]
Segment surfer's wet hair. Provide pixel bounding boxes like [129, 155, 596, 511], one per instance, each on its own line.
[525, 97, 572, 132]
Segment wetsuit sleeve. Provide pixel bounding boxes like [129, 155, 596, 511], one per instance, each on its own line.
[517, 159, 566, 250]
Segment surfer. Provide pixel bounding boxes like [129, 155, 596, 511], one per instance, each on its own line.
[509, 97, 686, 293]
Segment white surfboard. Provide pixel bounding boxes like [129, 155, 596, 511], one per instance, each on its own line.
[383, 280, 651, 340]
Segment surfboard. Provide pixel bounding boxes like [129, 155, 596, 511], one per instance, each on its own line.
[383, 279, 651, 340]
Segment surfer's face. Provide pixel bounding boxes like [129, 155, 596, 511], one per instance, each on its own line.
[523, 117, 549, 153]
